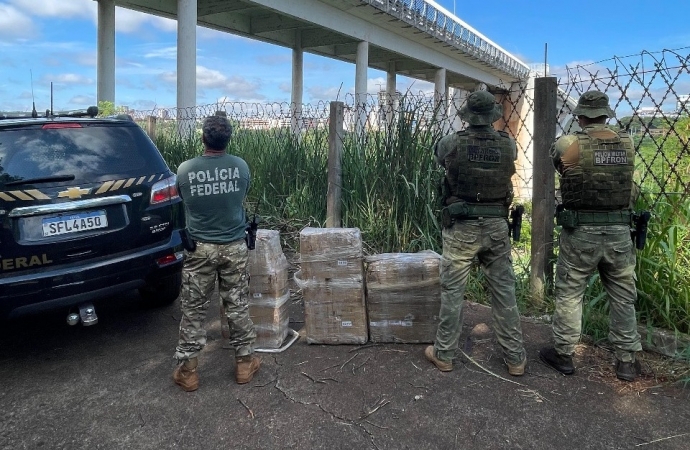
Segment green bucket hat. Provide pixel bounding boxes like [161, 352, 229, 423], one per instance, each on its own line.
[572, 90, 615, 118]
[459, 90, 503, 125]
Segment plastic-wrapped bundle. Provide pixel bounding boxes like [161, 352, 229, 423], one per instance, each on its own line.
[365, 251, 441, 343]
[248, 230, 289, 298]
[249, 291, 290, 349]
[295, 271, 367, 344]
[297, 227, 367, 344]
[299, 227, 363, 281]
[246, 229, 290, 349]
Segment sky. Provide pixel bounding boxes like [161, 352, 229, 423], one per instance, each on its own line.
[0, 0, 688, 113]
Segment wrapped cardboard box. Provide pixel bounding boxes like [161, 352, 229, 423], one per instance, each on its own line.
[365, 251, 441, 343]
[248, 229, 285, 270]
[249, 292, 290, 349]
[295, 271, 367, 344]
[248, 229, 290, 298]
[299, 227, 363, 281]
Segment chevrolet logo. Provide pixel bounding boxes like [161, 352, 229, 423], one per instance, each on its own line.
[58, 187, 91, 199]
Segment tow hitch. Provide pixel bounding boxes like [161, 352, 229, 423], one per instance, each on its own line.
[66, 303, 98, 326]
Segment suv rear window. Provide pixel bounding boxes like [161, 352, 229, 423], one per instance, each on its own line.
[0, 123, 168, 187]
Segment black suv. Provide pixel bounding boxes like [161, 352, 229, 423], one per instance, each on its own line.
[0, 106, 185, 321]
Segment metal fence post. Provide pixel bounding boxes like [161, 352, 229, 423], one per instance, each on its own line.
[327, 101, 344, 228]
[146, 115, 157, 140]
[530, 77, 557, 305]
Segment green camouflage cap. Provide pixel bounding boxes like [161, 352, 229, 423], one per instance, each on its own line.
[572, 90, 615, 118]
[459, 90, 503, 125]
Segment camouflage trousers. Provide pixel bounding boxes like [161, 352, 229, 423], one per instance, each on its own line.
[174, 239, 256, 362]
[434, 218, 525, 365]
[553, 225, 642, 362]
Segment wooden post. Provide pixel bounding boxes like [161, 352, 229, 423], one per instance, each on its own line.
[146, 115, 157, 140]
[327, 101, 344, 228]
[530, 77, 557, 305]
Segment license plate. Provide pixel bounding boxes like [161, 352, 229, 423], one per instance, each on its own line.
[42, 210, 108, 237]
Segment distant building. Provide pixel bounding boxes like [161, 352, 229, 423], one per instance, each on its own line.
[634, 106, 662, 117]
[676, 95, 690, 115]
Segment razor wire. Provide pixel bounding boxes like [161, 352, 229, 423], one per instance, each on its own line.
[130, 85, 535, 200]
[133, 45, 690, 213]
[554, 48, 690, 209]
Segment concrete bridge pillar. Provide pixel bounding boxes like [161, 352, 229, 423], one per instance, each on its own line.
[434, 68, 448, 132]
[494, 78, 534, 202]
[355, 41, 369, 135]
[97, 0, 115, 105]
[449, 88, 468, 131]
[291, 30, 304, 139]
[385, 61, 398, 129]
[177, 0, 197, 138]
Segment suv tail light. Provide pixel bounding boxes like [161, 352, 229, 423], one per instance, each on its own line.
[150, 175, 179, 205]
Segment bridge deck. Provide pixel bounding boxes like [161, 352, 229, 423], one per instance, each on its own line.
[113, 0, 529, 90]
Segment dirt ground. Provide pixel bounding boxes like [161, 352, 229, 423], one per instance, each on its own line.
[1, 252, 689, 450]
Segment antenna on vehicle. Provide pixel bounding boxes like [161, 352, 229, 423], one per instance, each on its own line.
[30, 70, 38, 118]
[50, 82, 54, 116]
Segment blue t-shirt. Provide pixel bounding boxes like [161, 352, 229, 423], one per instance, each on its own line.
[177, 153, 250, 244]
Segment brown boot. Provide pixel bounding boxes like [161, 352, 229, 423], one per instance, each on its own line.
[424, 345, 453, 372]
[173, 358, 199, 392]
[507, 357, 527, 376]
[236, 354, 261, 384]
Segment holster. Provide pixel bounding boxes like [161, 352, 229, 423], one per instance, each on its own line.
[441, 201, 508, 228]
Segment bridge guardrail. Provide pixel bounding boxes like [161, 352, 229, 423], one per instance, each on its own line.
[362, 0, 530, 80]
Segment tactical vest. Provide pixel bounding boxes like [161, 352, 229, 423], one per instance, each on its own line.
[560, 126, 634, 211]
[442, 129, 515, 205]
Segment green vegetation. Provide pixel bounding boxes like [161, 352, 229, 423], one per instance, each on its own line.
[144, 100, 690, 340]
[97, 100, 126, 117]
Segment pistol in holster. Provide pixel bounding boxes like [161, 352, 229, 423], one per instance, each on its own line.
[441, 201, 470, 228]
[631, 211, 651, 250]
[556, 209, 578, 229]
[245, 216, 260, 250]
[509, 204, 524, 242]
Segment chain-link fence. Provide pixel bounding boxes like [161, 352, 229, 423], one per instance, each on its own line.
[130, 48, 689, 236]
[556, 48, 690, 209]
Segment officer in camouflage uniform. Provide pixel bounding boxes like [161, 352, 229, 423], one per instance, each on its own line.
[539, 90, 642, 382]
[425, 90, 527, 376]
[172, 115, 260, 391]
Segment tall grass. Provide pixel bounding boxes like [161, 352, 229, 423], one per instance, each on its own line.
[635, 191, 690, 334]
[150, 97, 690, 336]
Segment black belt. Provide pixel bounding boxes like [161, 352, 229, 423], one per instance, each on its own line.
[557, 210, 632, 227]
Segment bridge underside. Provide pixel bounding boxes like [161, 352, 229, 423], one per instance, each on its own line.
[113, 0, 526, 91]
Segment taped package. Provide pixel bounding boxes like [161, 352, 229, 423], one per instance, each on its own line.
[299, 227, 363, 281]
[295, 271, 367, 345]
[246, 229, 291, 349]
[248, 229, 289, 297]
[365, 251, 441, 343]
[249, 292, 290, 349]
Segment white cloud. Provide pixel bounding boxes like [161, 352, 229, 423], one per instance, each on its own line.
[43, 73, 94, 85]
[158, 65, 263, 100]
[69, 94, 96, 106]
[307, 85, 346, 102]
[9, 0, 94, 19]
[114, 8, 176, 34]
[144, 46, 178, 60]
[8, 0, 176, 35]
[0, 4, 35, 38]
[367, 77, 387, 94]
[278, 82, 291, 93]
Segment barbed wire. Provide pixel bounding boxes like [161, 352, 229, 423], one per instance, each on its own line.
[131, 49, 689, 208]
